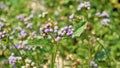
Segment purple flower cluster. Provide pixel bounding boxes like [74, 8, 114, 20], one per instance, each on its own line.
[17, 15, 24, 21]
[10, 22, 35, 39]
[17, 14, 34, 22]
[39, 23, 53, 37]
[90, 61, 98, 68]
[2, 44, 36, 51]
[96, 11, 109, 18]
[0, 3, 6, 9]
[96, 11, 110, 25]
[69, 13, 75, 23]
[25, 46, 35, 50]
[77, 1, 90, 11]
[14, 26, 22, 31]
[39, 23, 74, 41]
[13, 42, 36, 50]
[0, 22, 4, 28]
[11, 26, 32, 39]
[100, 18, 110, 25]
[14, 43, 24, 49]
[19, 30, 27, 38]
[26, 23, 33, 29]
[69, 13, 75, 19]
[8, 53, 22, 65]
[9, 26, 22, 39]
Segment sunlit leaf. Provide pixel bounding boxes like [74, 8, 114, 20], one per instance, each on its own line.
[72, 22, 87, 38]
[27, 39, 52, 46]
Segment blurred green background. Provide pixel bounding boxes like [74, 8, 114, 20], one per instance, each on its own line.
[0, 0, 120, 68]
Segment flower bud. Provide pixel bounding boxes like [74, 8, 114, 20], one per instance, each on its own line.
[55, 36, 61, 41]
[54, 26, 58, 30]
[25, 58, 32, 63]
[31, 62, 35, 66]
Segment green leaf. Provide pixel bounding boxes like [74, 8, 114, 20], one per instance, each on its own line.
[95, 51, 106, 60]
[95, 48, 110, 60]
[27, 39, 52, 46]
[72, 22, 87, 38]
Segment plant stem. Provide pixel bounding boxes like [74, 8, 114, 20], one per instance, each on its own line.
[51, 52, 54, 68]
[62, 58, 64, 68]
[48, 33, 59, 68]
[51, 42, 59, 68]
[36, 51, 41, 67]
[7, 36, 25, 65]
[13, 44, 25, 64]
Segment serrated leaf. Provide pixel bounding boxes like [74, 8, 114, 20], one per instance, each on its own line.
[27, 39, 52, 46]
[72, 22, 87, 38]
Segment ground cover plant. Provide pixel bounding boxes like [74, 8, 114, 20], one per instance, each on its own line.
[0, 0, 120, 68]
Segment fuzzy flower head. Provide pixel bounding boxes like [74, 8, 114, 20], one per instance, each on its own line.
[8, 53, 22, 65]
[15, 26, 22, 31]
[96, 12, 101, 17]
[69, 13, 75, 19]
[90, 61, 98, 68]
[17, 15, 24, 21]
[19, 29, 27, 38]
[101, 11, 109, 18]
[26, 23, 33, 29]
[39, 23, 74, 42]
[25, 46, 33, 50]
[84, 1, 90, 8]
[96, 11, 109, 18]
[15, 43, 24, 49]
[0, 22, 4, 28]
[77, 1, 90, 11]
[100, 18, 110, 26]
[0, 3, 6, 9]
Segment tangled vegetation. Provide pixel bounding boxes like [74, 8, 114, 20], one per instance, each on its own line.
[0, 0, 120, 68]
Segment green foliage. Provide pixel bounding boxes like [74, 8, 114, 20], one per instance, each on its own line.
[72, 22, 87, 38]
[27, 39, 53, 46]
[0, 0, 120, 68]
